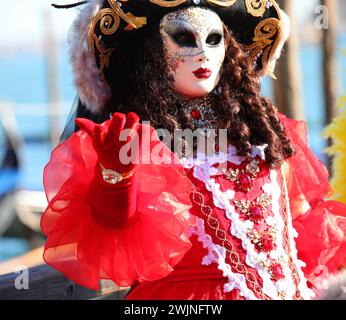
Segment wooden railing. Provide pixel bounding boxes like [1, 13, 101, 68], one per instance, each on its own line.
[0, 263, 130, 300]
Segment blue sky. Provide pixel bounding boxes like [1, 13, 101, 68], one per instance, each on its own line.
[0, 0, 318, 48]
[0, 0, 77, 47]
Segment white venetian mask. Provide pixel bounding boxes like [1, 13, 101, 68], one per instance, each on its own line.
[160, 7, 226, 99]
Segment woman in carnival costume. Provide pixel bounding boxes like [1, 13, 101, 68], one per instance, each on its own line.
[41, 0, 346, 300]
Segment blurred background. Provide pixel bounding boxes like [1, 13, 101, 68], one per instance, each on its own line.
[0, 0, 345, 274]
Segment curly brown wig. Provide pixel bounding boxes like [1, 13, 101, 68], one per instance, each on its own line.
[100, 21, 294, 169]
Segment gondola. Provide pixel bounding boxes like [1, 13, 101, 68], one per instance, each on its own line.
[0, 113, 20, 236]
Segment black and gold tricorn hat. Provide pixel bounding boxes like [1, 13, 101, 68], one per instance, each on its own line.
[63, 0, 290, 113]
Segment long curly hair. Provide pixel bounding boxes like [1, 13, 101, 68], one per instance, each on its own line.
[101, 21, 294, 169]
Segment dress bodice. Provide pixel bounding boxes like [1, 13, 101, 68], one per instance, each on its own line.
[174, 145, 316, 300]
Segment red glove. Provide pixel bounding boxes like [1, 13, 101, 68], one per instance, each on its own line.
[75, 112, 142, 228]
[76, 112, 141, 174]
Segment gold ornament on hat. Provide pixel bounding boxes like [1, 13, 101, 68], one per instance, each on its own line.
[88, 0, 147, 57]
[246, 17, 281, 75]
[87, 0, 284, 79]
[245, 0, 268, 17]
[92, 35, 115, 80]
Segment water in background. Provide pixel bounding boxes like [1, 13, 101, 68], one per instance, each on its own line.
[0, 37, 345, 260]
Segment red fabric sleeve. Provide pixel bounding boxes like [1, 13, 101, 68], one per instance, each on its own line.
[86, 167, 138, 229]
[41, 125, 196, 290]
[278, 112, 346, 286]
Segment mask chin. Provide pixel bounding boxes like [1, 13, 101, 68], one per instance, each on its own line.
[173, 73, 221, 99]
[160, 7, 225, 100]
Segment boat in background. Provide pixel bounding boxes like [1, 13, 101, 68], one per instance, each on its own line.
[0, 106, 20, 237]
[0, 103, 52, 256]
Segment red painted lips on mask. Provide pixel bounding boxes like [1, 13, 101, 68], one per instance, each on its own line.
[193, 68, 212, 79]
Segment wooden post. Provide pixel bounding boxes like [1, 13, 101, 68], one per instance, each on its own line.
[273, 0, 305, 121]
[322, 0, 339, 124]
[43, 9, 61, 148]
[321, 0, 339, 170]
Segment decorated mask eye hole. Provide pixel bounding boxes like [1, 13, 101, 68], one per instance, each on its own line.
[172, 31, 197, 48]
[206, 32, 223, 46]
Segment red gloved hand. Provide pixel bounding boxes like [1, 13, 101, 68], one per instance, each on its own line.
[76, 112, 143, 227]
[76, 112, 142, 174]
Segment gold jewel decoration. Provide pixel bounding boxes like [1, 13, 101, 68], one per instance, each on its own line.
[245, 0, 267, 17]
[219, 159, 260, 192]
[99, 163, 134, 184]
[245, 17, 281, 73]
[278, 291, 286, 300]
[233, 193, 270, 223]
[258, 256, 286, 282]
[190, 190, 271, 300]
[246, 159, 261, 176]
[247, 227, 277, 252]
[180, 96, 218, 130]
[269, 263, 285, 281]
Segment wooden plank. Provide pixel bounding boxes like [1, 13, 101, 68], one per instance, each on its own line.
[0, 248, 130, 300]
[0, 264, 97, 300]
[97, 280, 131, 300]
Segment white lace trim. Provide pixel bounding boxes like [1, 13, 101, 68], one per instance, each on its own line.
[192, 163, 288, 299]
[280, 170, 316, 300]
[261, 170, 296, 299]
[180, 144, 268, 169]
[182, 147, 314, 300]
[188, 218, 259, 300]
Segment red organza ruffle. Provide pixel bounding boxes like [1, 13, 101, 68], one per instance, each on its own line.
[41, 127, 196, 290]
[278, 112, 333, 206]
[279, 112, 346, 283]
[293, 200, 346, 278]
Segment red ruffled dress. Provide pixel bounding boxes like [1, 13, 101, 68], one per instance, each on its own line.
[41, 112, 346, 300]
